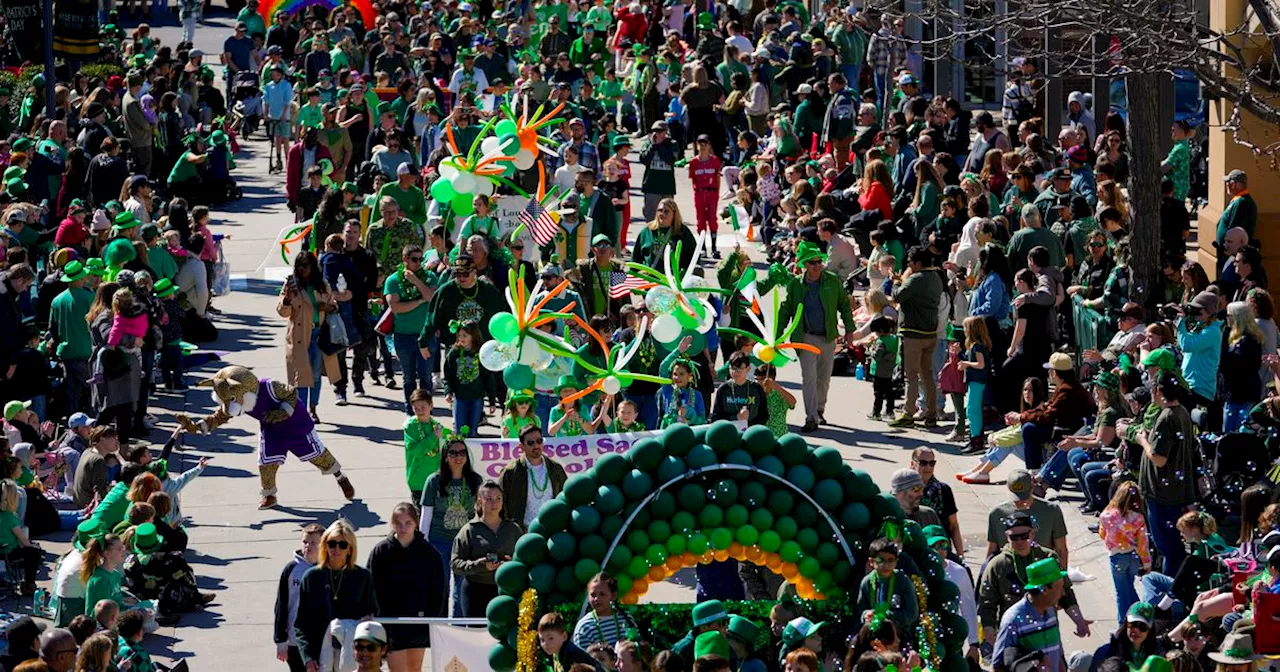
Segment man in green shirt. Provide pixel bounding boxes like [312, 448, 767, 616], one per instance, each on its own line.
[365, 196, 426, 275]
[139, 225, 177, 282]
[1138, 372, 1199, 575]
[568, 25, 607, 79]
[1008, 203, 1065, 272]
[573, 234, 625, 324]
[49, 260, 95, 415]
[385, 245, 435, 412]
[1216, 169, 1258, 245]
[371, 163, 429, 225]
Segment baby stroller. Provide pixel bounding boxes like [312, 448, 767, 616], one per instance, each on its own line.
[231, 70, 262, 139]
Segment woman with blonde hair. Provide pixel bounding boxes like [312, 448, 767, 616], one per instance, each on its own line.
[1097, 179, 1129, 223]
[633, 197, 697, 270]
[0, 480, 38, 595]
[1223, 301, 1265, 432]
[75, 632, 115, 672]
[858, 159, 893, 220]
[294, 520, 377, 670]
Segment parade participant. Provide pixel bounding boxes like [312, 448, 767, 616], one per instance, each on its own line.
[498, 425, 567, 528]
[293, 521, 377, 671]
[451, 480, 521, 616]
[688, 135, 723, 255]
[367, 503, 447, 672]
[175, 366, 355, 510]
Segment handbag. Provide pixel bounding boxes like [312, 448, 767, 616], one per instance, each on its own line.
[326, 312, 350, 348]
[374, 306, 394, 336]
[319, 313, 348, 355]
[211, 240, 231, 297]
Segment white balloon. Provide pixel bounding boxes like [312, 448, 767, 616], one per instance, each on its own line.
[601, 375, 622, 396]
[452, 171, 475, 194]
[519, 339, 552, 369]
[438, 159, 460, 180]
[752, 342, 766, 359]
[473, 177, 495, 197]
[650, 314, 682, 343]
[645, 285, 676, 314]
[479, 339, 517, 371]
[515, 149, 537, 170]
[684, 276, 706, 290]
[481, 136, 501, 155]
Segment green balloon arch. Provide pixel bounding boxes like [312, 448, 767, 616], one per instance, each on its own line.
[484, 421, 970, 672]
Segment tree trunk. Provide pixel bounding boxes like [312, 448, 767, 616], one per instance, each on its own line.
[1125, 72, 1163, 309]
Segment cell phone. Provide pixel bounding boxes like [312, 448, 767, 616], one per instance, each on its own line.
[487, 553, 499, 563]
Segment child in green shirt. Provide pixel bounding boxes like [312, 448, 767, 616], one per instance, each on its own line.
[503, 389, 541, 438]
[756, 363, 796, 437]
[404, 389, 444, 502]
[295, 89, 324, 135]
[608, 399, 646, 433]
[549, 376, 603, 437]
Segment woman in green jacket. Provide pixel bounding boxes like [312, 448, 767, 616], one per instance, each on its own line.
[910, 160, 945, 243]
[633, 199, 698, 271]
[81, 534, 131, 615]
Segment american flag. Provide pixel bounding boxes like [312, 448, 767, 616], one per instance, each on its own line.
[519, 197, 559, 247]
[609, 269, 645, 299]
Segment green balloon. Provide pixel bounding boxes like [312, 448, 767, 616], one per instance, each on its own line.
[645, 544, 669, 566]
[766, 489, 794, 515]
[575, 558, 602, 584]
[671, 511, 697, 534]
[813, 479, 844, 510]
[451, 191, 475, 216]
[529, 563, 556, 593]
[599, 515, 624, 543]
[627, 555, 650, 579]
[775, 516, 798, 541]
[810, 446, 844, 478]
[741, 424, 778, 458]
[710, 479, 738, 506]
[725, 504, 749, 528]
[724, 449, 754, 478]
[756, 455, 785, 477]
[758, 530, 781, 553]
[815, 542, 840, 567]
[649, 491, 677, 520]
[486, 595, 519, 627]
[556, 565, 582, 594]
[489, 644, 517, 672]
[661, 425, 696, 457]
[579, 534, 607, 561]
[514, 533, 548, 566]
[684, 444, 717, 469]
[628, 438, 664, 470]
[710, 527, 734, 551]
[795, 528, 819, 553]
[502, 362, 534, 389]
[595, 454, 629, 484]
[647, 520, 672, 544]
[621, 469, 654, 500]
[606, 545, 632, 574]
[615, 573, 632, 597]
[777, 434, 810, 466]
[844, 469, 880, 501]
[786, 464, 816, 493]
[677, 483, 706, 512]
[496, 120, 518, 136]
[595, 485, 625, 515]
[735, 524, 760, 546]
[429, 176, 456, 202]
[841, 502, 871, 532]
[666, 534, 688, 555]
[548, 531, 577, 562]
[739, 481, 768, 508]
[626, 529, 651, 554]
[798, 556, 821, 579]
[656, 455, 687, 483]
[792, 501, 818, 527]
[779, 540, 802, 563]
[675, 307, 700, 329]
[705, 420, 741, 456]
[750, 508, 774, 531]
[489, 312, 521, 344]
[698, 504, 725, 528]
[832, 560, 852, 583]
[688, 532, 710, 555]
[495, 561, 529, 595]
[536, 498, 571, 533]
[570, 506, 601, 535]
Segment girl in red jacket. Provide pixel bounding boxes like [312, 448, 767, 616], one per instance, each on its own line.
[688, 134, 722, 256]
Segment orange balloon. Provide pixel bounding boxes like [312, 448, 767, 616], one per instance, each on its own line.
[621, 593, 639, 604]
[682, 552, 699, 566]
[766, 554, 784, 571]
[632, 578, 649, 595]
[797, 585, 814, 600]
[743, 546, 762, 563]
[648, 567, 666, 582]
[665, 557, 683, 572]
[713, 549, 730, 562]
[781, 563, 800, 580]
[728, 543, 744, 558]
[700, 551, 715, 565]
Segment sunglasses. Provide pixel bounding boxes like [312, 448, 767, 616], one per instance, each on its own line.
[1126, 622, 1149, 633]
[914, 460, 936, 466]
[1088, 241, 1106, 248]
[447, 449, 468, 457]
[407, 256, 423, 262]
[525, 437, 544, 446]
[353, 642, 382, 652]
[327, 539, 350, 550]
[1008, 532, 1030, 541]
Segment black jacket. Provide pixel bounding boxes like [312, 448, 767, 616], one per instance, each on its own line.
[367, 532, 447, 648]
[293, 566, 378, 665]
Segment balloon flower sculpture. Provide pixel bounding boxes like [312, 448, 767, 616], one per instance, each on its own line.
[554, 314, 672, 404]
[477, 267, 582, 390]
[717, 270, 821, 367]
[428, 116, 524, 217]
[623, 231, 728, 347]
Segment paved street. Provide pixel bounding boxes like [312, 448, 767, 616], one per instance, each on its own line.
[27, 12, 1119, 668]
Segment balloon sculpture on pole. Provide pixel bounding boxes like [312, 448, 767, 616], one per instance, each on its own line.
[625, 231, 728, 347]
[478, 267, 583, 391]
[717, 270, 822, 367]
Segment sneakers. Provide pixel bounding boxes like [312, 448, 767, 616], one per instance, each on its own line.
[385, 379, 399, 390]
[866, 413, 881, 421]
[945, 428, 966, 442]
[800, 419, 819, 433]
[309, 407, 320, 423]
[888, 414, 915, 428]
[369, 375, 382, 387]
[921, 417, 939, 429]
[959, 472, 991, 484]
[353, 388, 367, 398]
[337, 475, 355, 500]
[258, 495, 278, 509]
[335, 394, 348, 407]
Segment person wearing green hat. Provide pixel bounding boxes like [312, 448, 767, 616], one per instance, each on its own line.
[51, 517, 108, 625]
[1090, 601, 1163, 667]
[694, 630, 733, 665]
[121, 522, 211, 624]
[167, 133, 209, 205]
[152, 278, 186, 390]
[778, 616, 828, 667]
[501, 388, 539, 439]
[49, 258, 95, 413]
[571, 233, 625, 323]
[672, 600, 732, 663]
[725, 616, 768, 672]
[1049, 368, 1125, 511]
[549, 375, 605, 437]
[924, 524, 982, 657]
[990, 556, 1071, 672]
[764, 238, 855, 433]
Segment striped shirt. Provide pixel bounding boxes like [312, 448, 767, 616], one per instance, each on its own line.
[993, 595, 1062, 672]
[571, 609, 637, 648]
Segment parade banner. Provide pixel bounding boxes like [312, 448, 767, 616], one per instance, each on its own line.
[468, 422, 747, 479]
[1, 0, 44, 63]
[429, 624, 492, 672]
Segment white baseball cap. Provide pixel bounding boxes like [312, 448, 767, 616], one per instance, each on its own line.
[353, 621, 387, 645]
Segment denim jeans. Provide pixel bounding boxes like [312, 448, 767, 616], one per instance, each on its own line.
[392, 332, 431, 413]
[303, 330, 322, 408]
[1039, 447, 1071, 489]
[1139, 572, 1185, 619]
[27, 395, 45, 423]
[1223, 401, 1252, 433]
[1148, 501, 1188, 575]
[535, 393, 555, 430]
[874, 70, 889, 108]
[1109, 550, 1142, 624]
[1080, 461, 1112, 510]
[63, 358, 91, 416]
[983, 441, 1025, 467]
[1066, 447, 1091, 481]
[429, 537, 464, 617]
[1020, 422, 1053, 470]
[453, 397, 483, 437]
[625, 392, 659, 431]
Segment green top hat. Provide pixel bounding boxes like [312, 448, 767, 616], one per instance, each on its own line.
[1094, 369, 1119, 393]
[4, 166, 26, 181]
[781, 616, 825, 648]
[725, 615, 761, 650]
[113, 212, 140, 229]
[10, 138, 32, 153]
[696, 10, 714, 29]
[74, 518, 107, 552]
[794, 240, 827, 266]
[1128, 655, 1173, 672]
[553, 375, 580, 394]
[132, 522, 164, 554]
[611, 136, 632, 151]
[211, 130, 228, 145]
[694, 631, 730, 660]
[85, 259, 106, 277]
[60, 261, 90, 283]
[508, 388, 534, 405]
[5, 178, 26, 196]
[691, 599, 729, 627]
[154, 278, 176, 298]
[1023, 557, 1067, 591]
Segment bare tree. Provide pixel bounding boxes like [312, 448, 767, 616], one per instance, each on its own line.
[856, 0, 1280, 303]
